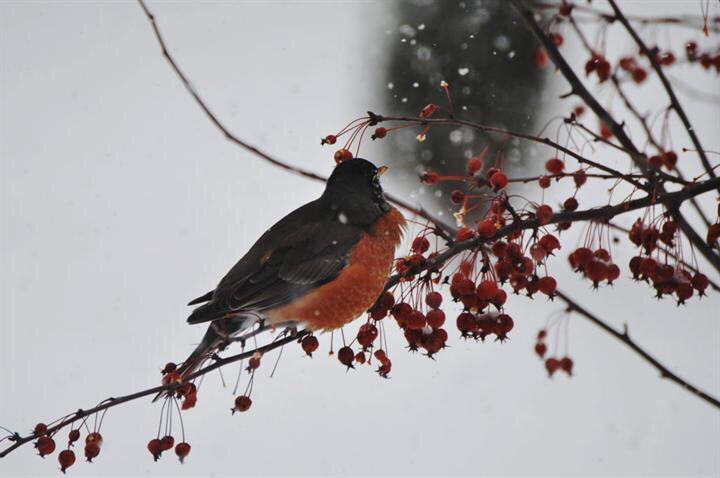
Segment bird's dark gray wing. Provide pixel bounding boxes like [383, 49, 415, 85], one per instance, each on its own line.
[187, 200, 363, 324]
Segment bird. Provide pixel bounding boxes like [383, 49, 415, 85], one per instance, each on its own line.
[175, 158, 406, 378]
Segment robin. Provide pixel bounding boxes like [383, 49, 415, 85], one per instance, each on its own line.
[175, 158, 406, 377]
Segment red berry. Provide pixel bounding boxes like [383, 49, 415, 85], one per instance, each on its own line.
[161, 362, 177, 374]
[372, 127, 387, 139]
[421, 171, 440, 185]
[573, 169, 587, 188]
[426, 309, 446, 328]
[535, 342, 547, 358]
[455, 227, 475, 242]
[148, 438, 163, 461]
[234, 395, 252, 413]
[535, 48, 548, 68]
[545, 358, 561, 377]
[175, 442, 191, 464]
[551, 33, 564, 47]
[563, 197, 578, 211]
[85, 432, 102, 447]
[560, 356, 574, 375]
[412, 236, 430, 253]
[707, 224, 720, 245]
[407, 310, 427, 330]
[323, 134, 337, 145]
[160, 435, 175, 451]
[36, 436, 56, 457]
[333, 149, 353, 164]
[357, 323, 379, 348]
[538, 276, 557, 297]
[559, 3, 573, 16]
[489, 171, 508, 190]
[456, 312, 477, 336]
[247, 356, 261, 370]
[476, 280, 499, 301]
[476, 219, 496, 239]
[467, 157, 483, 175]
[492, 289, 507, 308]
[337, 346, 355, 368]
[34, 423, 48, 437]
[545, 158, 564, 174]
[539, 234, 561, 254]
[535, 205, 553, 225]
[84, 442, 100, 462]
[451, 190, 465, 204]
[691, 272, 709, 294]
[420, 103, 439, 119]
[68, 429, 80, 445]
[301, 335, 319, 356]
[599, 121, 612, 139]
[538, 175, 551, 189]
[425, 291, 443, 309]
[659, 51, 675, 65]
[632, 68, 647, 84]
[59, 450, 76, 473]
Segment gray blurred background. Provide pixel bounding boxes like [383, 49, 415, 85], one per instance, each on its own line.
[1, 1, 718, 477]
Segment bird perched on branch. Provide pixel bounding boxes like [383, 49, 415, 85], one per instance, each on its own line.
[176, 158, 405, 378]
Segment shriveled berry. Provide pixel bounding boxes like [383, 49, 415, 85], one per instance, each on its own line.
[68, 429, 80, 445]
[535, 342, 547, 358]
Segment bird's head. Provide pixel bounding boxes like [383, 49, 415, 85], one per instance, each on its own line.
[322, 158, 391, 226]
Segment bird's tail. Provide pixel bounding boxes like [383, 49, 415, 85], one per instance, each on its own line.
[153, 315, 257, 402]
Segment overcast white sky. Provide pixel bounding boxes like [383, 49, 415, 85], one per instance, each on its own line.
[1, 1, 719, 477]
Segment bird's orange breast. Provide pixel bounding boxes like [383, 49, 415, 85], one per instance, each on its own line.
[266, 207, 406, 331]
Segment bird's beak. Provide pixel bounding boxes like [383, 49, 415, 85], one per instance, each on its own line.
[377, 166, 389, 176]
